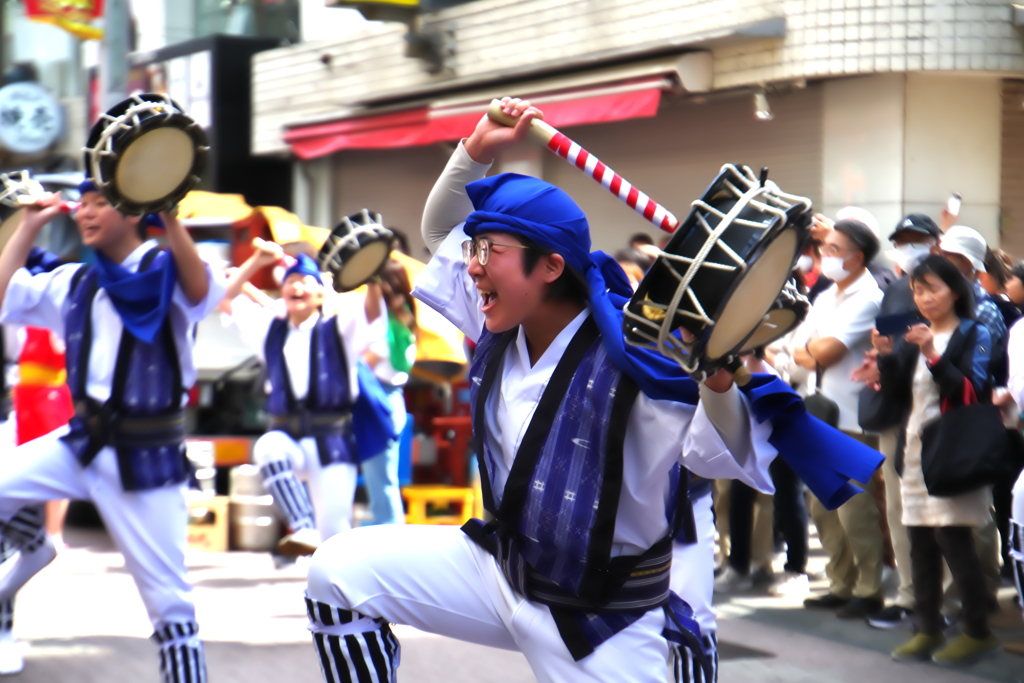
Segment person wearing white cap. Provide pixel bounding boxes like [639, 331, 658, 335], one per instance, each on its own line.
[936, 225, 1007, 612]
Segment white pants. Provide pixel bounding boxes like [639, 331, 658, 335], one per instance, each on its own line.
[0, 428, 195, 628]
[252, 431, 357, 540]
[307, 525, 673, 683]
[670, 491, 716, 635]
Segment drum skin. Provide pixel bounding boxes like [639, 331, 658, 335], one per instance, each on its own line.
[624, 165, 812, 367]
[737, 278, 810, 353]
[84, 93, 208, 215]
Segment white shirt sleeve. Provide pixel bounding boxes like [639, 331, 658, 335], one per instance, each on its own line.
[0, 264, 83, 340]
[412, 225, 485, 341]
[172, 261, 227, 324]
[334, 291, 388, 360]
[228, 295, 279, 362]
[1008, 318, 1024, 412]
[683, 384, 777, 493]
[421, 141, 492, 253]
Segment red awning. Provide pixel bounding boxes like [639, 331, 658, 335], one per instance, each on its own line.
[283, 81, 664, 160]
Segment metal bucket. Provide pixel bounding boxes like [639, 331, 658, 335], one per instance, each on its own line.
[229, 495, 282, 551]
[229, 463, 268, 497]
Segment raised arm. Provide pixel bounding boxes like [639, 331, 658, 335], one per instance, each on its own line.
[0, 195, 64, 306]
[421, 98, 539, 253]
[223, 239, 282, 307]
[162, 209, 210, 305]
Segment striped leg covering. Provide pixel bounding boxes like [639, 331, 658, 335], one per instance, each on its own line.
[0, 506, 46, 553]
[1011, 520, 1024, 621]
[0, 599, 12, 636]
[260, 460, 316, 531]
[672, 632, 719, 683]
[152, 621, 207, 683]
[306, 596, 400, 683]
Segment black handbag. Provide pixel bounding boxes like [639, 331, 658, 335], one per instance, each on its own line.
[920, 402, 1011, 496]
[858, 384, 903, 431]
[804, 363, 840, 428]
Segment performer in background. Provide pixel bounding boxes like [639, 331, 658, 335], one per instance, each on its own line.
[0, 181, 224, 683]
[302, 99, 882, 683]
[222, 240, 387, 555]
[361, 258, 417, 526]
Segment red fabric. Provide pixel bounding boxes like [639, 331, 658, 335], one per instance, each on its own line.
[284, 86, 663, 160]
[940, 376, 977, 415]
[14, 327, 74, 446]
[25, 0, 104, 21]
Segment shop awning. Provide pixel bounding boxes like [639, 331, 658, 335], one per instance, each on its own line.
[283, 78, 668, 160]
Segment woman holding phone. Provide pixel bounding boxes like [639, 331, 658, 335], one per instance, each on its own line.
[875, 254, 1000, 667]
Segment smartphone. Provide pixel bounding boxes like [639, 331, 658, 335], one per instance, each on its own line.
[875, 312, 927, 336]
[946, 192, 962, 216]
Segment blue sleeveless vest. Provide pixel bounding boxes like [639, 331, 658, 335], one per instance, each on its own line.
[60, 250, 189, 492]
[464, 317, 706, 667]
[263, 314, 356, 466]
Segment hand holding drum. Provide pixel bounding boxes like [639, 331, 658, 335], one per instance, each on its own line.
[485, 98, 680, 233]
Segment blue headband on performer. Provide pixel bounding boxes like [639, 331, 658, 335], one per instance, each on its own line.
[461, 172, 884, 511]
[77, 179, 164, 229]
[282, 252, 323, 285]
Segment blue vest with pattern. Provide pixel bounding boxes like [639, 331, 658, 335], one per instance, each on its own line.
[465, 317, 705, 665]
[264, 314, 356, 466]
[61, 251, 189, 492]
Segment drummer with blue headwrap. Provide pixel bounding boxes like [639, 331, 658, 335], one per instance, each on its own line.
[222, 241, 391, 557]
[303, 99, 884, 683]
[0, 180, 224, 683]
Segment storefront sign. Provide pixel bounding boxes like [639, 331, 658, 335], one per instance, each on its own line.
[0, 83, 64, 155]
[25, 0, 105, 41]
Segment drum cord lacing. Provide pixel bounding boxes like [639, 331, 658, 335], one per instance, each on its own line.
[623, 164, 810, 374]
[0, 171, 45, 208]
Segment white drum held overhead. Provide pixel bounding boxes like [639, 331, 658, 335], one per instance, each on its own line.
[83, 93, 209, 215]
[318, 209, 395, 293]
[623, 164, 813, 379]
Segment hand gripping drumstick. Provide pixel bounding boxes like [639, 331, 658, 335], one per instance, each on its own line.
[486, 100, 680, 233]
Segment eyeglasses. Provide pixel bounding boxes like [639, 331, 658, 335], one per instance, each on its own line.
[461, 237, 530, 266]
[820, 243, 848, 257]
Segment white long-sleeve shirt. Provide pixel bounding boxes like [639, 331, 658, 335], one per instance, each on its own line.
[229, 292, 387, 402]
[0, 240, 225, 404]
[413, 143, 778, 557]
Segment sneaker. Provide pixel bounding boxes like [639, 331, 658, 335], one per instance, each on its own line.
[277, 527, 321, 557]
[836, 596, 885, 619]
[0, 633, 23, 675]
[713, 566, 752, 594]
[769, 571, 810, 597]
[867, 605, 915, 630]
[892, 632, 946, 662]
[931, 633, 1001, 667]
[0, 537, 56, 603]
[750, 567, 775, 590]
[803, 592, 850, 609]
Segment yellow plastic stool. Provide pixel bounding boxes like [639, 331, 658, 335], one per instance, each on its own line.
[402, 485, 476, 525]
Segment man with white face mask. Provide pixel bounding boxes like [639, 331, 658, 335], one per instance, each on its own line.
[865, 214, 941, 630]
[793, 219, 887, 619]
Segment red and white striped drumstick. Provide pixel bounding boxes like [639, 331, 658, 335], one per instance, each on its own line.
[486, 100, 679, 233]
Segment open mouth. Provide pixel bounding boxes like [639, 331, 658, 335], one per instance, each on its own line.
[478, 289, 498, 314]
[80, 225, 100, 240]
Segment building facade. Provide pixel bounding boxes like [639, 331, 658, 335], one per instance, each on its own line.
[249, 0, 1024, 255]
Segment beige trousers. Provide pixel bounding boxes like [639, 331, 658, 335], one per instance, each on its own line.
[879, 428, 915, 609]
[811, 432, 885, 600]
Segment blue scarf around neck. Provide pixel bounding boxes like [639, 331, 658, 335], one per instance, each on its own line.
[93, 248, 178, 344]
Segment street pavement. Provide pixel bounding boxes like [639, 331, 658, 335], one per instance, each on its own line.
[9, 524, 1024, 682]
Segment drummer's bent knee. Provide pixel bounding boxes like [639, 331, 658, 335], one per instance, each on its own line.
[252, 431, 297, 467]
[307, 528, 380, 607]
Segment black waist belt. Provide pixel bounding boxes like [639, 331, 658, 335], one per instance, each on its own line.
[268, 410, 351, 439]
[462, 518, 673, 612]
[75, 399, 186, 463]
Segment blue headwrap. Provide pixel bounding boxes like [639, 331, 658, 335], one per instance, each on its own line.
[462, 173, 883, 510]
[282, 253, 323, 285]
[78, 180, 163, 229]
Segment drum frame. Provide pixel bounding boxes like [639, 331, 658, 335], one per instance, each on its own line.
[736, 277, 810, 354]
[623, 164, 811, 375]
[0, 171, 45, 208]
[84, 93, 208, 215]
[318, 209, 395, 293]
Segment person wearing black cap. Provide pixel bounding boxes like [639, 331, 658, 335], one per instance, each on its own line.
[860, 213, 942, 630]
[796, 219, 887, 619]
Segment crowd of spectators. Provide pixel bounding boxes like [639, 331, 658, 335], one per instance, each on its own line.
[622, 201, 1024, 669]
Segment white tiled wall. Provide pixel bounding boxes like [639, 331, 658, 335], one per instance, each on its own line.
[252, 0, 1024, 154]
